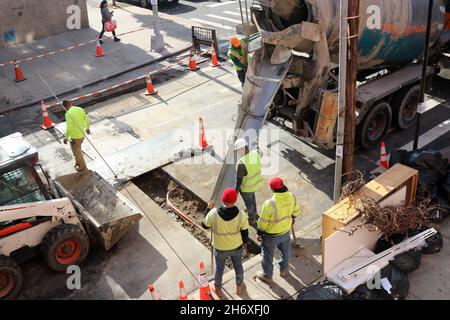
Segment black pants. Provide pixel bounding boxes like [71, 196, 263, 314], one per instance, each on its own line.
[237, 68, 247, 87]
[99, 24, 116, 39]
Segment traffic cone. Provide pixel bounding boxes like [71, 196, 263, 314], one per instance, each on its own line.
[179, 280, 188, 300]
[188, 56, 199, 71]
[40, 100, 55, 130]
[14, 60, 26, 82]
[380, 141, 389, 169]
[199, 117, 209, 150]
[210, 45, 220, 67]
[95, 37, 105, 57]
[144, 73, 158, 96]
[198, 261, 213, 300]
[148, 284, 161, 300]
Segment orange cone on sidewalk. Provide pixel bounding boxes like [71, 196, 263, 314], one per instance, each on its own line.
[179, 280, 188, 300]
[144, 73, 158, 96]
[40, 100, 55, 130]
[211, 44, 221, 67]
[380, 141, 389, 169]
[188, 55, 199, 71]
[198, 261, 213, 300]
[95, 37, 105, 57]
[199, 117, 209, 150]
[14, 60, 26, 82]
[148, 284, 161, 300]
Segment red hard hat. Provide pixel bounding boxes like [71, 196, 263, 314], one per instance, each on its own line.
[269, 177, 285, 190]
[222, 188, 238, 204]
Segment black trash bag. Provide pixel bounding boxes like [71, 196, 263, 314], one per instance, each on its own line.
[428, 196, 450, 222]
[422, 231, 444, 254]
[374, 233, 406, 254]
[389, 150, 411, 167]
[345, 283, 391, 300]
[405, 150, 448, 179]
[296, 280, 344, 300]
[380, 265, 410, 300]
[390, 249, 422, 274]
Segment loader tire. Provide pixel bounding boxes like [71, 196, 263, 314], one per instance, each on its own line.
[41, 224, 89, 272]
[0, 255, 23, 300]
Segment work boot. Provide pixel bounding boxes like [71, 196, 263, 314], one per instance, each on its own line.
[280, 269, 290, 278]
[255, 271, 273, 285]
[236, 282, 246, 296]
[213, 286, 225, 299]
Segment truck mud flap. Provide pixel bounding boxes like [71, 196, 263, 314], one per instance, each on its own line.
[54, 171, 143, 251]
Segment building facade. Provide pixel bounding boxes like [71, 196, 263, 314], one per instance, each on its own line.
[0, 0, 89, 48]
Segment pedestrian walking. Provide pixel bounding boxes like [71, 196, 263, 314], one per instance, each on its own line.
[255, 177, 301, 284]
[227, 36, 248, 86]
[202, 188, 249, 299]
[99, 0, 121, 44]
[234, 138, 264, 226]
[63, 100, 91, 172]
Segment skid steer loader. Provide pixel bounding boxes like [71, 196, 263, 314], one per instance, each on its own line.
[0, 133, 143, 299]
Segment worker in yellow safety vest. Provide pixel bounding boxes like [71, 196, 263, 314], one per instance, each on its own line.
[63, 100, 91, 172]
[234, 138, 264, 225]
[227, 36, 248, 86]
[202, 188, 249, 299]
[255, 177, 301, 284]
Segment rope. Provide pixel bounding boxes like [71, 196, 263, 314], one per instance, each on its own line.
[36, 72, 204, 292]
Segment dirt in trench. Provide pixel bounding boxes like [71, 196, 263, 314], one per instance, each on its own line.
[133, 168, 259, 268]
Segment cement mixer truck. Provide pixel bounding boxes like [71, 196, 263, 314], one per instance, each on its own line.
[246, 0, 450, 150]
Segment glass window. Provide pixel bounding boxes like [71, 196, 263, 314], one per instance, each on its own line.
[0, 166, 45, 206]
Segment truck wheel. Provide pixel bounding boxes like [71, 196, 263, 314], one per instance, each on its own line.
[40, 224, 90, 272]
[357, 102, 392, 150]
[0, 255, 23, 300]
[392, 85, 419, 130]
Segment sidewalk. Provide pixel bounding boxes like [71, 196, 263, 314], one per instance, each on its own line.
[0, 0, 201, 114]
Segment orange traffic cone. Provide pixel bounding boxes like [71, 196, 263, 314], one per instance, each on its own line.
[380, 141, 389, 169]
[95, 37, 105, 57]
[179, 280, 188, 300]
[199, 117, 209, 150]
[188, 56, 199, 71]
[14, 60, 26, 82]
[148, 284, 161, 300]
[144, 73, 158, 96]
[198, 261, 213, 300]
[40, 100, 55, 130]
[211, 45, 220, 67]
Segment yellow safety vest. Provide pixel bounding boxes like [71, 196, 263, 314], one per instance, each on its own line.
[257, 192, 301, 235]
[203, 209, 247, 251]
[240, 150, 264, 193]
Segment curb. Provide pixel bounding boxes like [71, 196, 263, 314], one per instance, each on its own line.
[0, 46, 192, 116]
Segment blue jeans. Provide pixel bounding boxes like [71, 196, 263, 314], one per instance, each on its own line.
[261, 231, 291, 278]
[240, 191, 257, 219]
[214, 247, 244, 289]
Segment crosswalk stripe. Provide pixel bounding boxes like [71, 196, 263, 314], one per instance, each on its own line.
[207, 14, 242, 24]
[191, 18, 235, 30]
[399, 119, 450, 151]
[207, 1, 235, 7]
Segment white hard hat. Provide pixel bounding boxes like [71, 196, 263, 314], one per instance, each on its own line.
[234, 138, 247, 150]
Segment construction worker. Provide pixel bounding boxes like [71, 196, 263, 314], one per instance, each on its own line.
[228, 36, 248, 86]
[202, 188, 249, 298]
[63, 100, 90, 172]
[255, 177, 301, 284]
[234, 138, 264, 225]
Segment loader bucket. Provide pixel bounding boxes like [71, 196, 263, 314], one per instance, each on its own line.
[54, 171, 143, 251]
